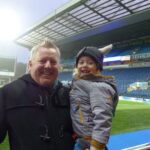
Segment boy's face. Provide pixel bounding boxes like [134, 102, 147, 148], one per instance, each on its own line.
[77, 56, 99, 77]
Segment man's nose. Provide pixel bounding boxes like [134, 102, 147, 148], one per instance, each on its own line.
[45, 61, 51, 68]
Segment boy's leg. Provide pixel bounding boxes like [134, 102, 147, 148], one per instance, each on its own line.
[74, 140, 83, 150]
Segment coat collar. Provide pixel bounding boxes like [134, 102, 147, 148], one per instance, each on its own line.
[20, 74, 60, 90]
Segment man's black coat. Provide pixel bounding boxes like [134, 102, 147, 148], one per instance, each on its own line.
[0, 74, 74, 150]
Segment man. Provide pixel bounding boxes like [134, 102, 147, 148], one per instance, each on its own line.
[0, 39, 74, 150]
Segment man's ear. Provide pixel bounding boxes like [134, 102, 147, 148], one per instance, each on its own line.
[27, 60, 32, 73]
[58, 64, 63, 72]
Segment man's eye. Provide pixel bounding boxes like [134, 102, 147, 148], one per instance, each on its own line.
[39, 60, 46, 64]
[51, 61, 57, 65]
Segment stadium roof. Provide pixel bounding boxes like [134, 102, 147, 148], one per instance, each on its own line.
[15, 0, 150, 50]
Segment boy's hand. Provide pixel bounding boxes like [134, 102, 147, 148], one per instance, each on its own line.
[85, 145, 105, 150]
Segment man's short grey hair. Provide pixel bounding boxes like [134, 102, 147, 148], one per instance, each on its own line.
[29, 39, 61, 60]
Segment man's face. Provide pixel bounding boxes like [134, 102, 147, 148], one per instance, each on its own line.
[28, 47, 60, 87]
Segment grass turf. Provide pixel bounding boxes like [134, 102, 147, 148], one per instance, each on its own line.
[0, 100, 150, 149]
[111, 100, 150, 134]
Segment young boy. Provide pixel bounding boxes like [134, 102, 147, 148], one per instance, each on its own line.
[70, 45, 118, 150]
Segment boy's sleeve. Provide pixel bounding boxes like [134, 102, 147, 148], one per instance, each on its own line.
[0, 88, 7, 143]
[89, 82, 116, 147]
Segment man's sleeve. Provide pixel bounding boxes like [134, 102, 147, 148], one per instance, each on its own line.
[0, 88, 7, 143]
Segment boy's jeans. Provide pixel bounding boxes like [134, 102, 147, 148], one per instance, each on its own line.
[74, 139, 90, 150]
[74, 138, 108, 150]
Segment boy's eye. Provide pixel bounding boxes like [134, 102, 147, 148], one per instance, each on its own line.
[78, 61, 83, 64]
[88, 61, 94, 65]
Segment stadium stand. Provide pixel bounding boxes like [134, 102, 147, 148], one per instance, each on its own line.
[0, 56, 16, 87]
[12, 0, 150, 100]
[59, 67, 150, 99]
[107, 43, 150, 57]
[103, 67, 150, 98]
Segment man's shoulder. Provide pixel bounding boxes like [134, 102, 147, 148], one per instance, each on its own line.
[57, 80, 71, 92]
[2, 75, 26, 92]
[53, 80, 70, 106]
[61, 80, 71, 89]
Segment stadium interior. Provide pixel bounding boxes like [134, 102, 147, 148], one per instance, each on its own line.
[0, 1, 150, 149]
[0, 0, 150, 101]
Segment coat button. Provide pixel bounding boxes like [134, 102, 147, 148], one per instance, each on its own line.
[40, 134, 51, 142]
[40, 125, 51, 142]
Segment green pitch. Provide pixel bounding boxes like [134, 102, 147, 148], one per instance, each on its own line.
[0, 100, 150, 150]
[111, 100, 150, 134]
